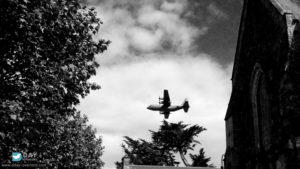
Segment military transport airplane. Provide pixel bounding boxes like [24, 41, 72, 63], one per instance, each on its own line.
[147, 89, 189, 119]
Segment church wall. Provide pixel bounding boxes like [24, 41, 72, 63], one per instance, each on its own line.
[225, 0, 294, 168]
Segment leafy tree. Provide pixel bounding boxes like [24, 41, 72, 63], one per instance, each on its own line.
[53, 112, 104, 168]
[190, 148, 214, 167]
[119, 136, 177, 166]
[117, 121, 211, 168]
[150, 120, 206, 166]
[115, 161, 123, 169]
[0, 0, 109, 168]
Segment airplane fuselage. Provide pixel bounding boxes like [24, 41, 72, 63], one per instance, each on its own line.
[147, 105, 183, 112]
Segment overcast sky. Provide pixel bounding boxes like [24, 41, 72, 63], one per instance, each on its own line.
[78, 0, 243, 168]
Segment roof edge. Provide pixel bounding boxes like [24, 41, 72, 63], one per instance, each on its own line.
[269, 0, 293, 15]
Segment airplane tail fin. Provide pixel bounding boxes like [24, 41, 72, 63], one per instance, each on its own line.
[182, 99, 189, 113]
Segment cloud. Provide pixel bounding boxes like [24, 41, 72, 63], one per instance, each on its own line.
[79, 56, 232, 168]
[128, 27, 162, 52]
[78, 0, 238, 168]
[207, 2, 228, 20]
[92, 0, 207, 65]
[160, 0, 185, 13]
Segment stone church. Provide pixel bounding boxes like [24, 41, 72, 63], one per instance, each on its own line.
[225, 0, 300, 169]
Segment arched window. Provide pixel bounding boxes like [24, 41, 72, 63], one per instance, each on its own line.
[250, 64, 271, 153]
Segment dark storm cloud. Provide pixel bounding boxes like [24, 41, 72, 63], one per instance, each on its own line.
[182, 0, 243, 65]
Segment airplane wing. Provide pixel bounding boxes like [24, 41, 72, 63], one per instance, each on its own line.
[163, 89, 171, 107]
[163, 112, 170, 119]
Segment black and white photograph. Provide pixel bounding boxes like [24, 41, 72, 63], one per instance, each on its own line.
[1, 0, 300, 169]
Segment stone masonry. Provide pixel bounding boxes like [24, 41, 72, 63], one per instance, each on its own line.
[225, 0, 300, 169]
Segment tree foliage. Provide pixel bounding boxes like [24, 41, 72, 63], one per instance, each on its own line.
[52, 112, 104, 168]
[190, 148, 214, 167]
[118, 121, 212, 168]
[0, 0, 109, 168]
[120, 136, 177, 166]
[115, 161, 123, 169]
[150, 120, 206, 166]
